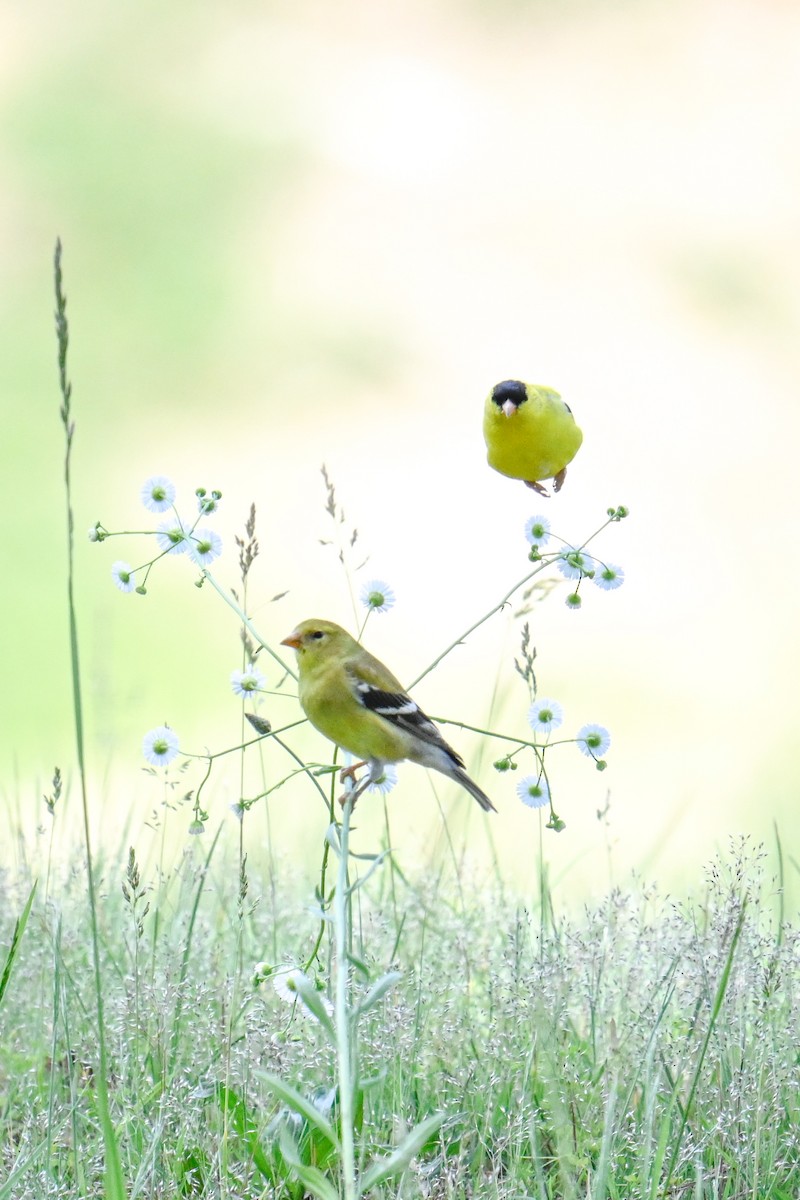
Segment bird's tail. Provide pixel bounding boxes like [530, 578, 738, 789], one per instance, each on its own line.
[455, 767, 496, 813]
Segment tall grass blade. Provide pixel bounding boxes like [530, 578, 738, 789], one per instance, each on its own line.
[662, 898, 748, 1191]
[0, 880, 37, 1006]
[53, 239, 126, 1200]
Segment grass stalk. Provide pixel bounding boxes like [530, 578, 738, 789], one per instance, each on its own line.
[53, 239, 126, 1199]
[333, 793, 358, 1200]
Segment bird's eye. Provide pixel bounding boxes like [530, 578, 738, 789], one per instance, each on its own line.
[310, 630, 325, 641]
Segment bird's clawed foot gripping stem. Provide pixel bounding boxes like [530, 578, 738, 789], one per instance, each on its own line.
[338, 760, 369, 808]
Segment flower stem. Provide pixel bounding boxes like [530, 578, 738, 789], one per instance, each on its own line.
[409, 512, 619, 689]
[408, 562, 548, 687]
[200, 567, 297, 680]
[334, 793, 357, 1200]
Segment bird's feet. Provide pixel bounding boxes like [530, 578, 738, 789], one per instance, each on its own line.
[552, 467, 567, 493]
[338, 760, 368, 809]
[524, 479, 551, 496]
[339, 760, 367, 785]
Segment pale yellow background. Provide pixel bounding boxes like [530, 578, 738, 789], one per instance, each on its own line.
[3, 1, 798, 904]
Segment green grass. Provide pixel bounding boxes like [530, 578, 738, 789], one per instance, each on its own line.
[1, 835, 799, 1198]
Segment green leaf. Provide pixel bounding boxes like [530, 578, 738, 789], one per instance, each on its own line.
[290, 974, 336, 1041]
[359, 1112, 444, 1193]
[260, 1073, 341, 1154]
[215, 1083, 275, 1181]
[347, 951, 371, 979]
[279, 1125, 341, 1200]
[346, 850, 391, 893]
[355, 971, 402, 1019]
[0, 881, 37, 1006]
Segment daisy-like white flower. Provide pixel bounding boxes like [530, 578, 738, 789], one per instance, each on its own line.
[141, 475, 176, 513]
[188, 819, 205, 836]
[359, 579, 396, 614]
[272, 965, 334, 1022]
[556, 548, 595, 580]
[517, 775, 550, 809]
[528, 698, 564, 737]
[368, 764, 399, 795]
[565, 592, 582, 611]
[231, 667, 266, 698]
[190, 528, 222, 566]
[156, 519, 188, 555]
[576, 724, 611, 758]
[593, 563, 625, 591]
[524, 515, 551, 548]
[142, 725, 180, 767]
[272, 965, 305, 1004]
[111, 561, 136, 593]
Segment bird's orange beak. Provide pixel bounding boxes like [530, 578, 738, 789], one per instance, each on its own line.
[281, 631, 302, 649]
[501, 399, 517, 418]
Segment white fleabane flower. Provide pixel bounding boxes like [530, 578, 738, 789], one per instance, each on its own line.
[142, 725, 179, 767]
[111, 561, 135, 593]
[272, 965, 304, 1004]
[271, 965, 333, 1021]
[576, 724, 611, 758]
[190, 528, 222, 566]
[156, 519, 188, 555]
[368, 765, 399, 795]
[556, 548, 595, 580]
[593, 563, 625, 591]
[517, 775, 550, 809]
[565, 592, 582, 611]
[524, 515, 551, 547]
[231, 667, 266, 698]
[528, 699, 564, 737]
[141, 475, 176, 513]
[359, 579, 395, 614]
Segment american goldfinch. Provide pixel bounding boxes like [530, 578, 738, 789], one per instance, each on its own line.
[483, 379, 583, 495]
[281, 619, 495, 812]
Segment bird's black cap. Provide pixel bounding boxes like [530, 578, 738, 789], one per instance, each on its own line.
[491, 379, 527, 409]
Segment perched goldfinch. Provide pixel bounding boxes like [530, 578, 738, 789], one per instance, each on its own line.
[281, 619, 495, 812]
[483, 379, 583, 495]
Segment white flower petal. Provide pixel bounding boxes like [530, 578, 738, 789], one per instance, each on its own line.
[142, 725, 179, 767]
[141, 475, 176, 513]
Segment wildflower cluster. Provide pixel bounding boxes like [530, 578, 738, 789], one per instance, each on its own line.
[483, 506, 626, 830]
[89, 475, 223, 596]
[525, 506, 627, 610]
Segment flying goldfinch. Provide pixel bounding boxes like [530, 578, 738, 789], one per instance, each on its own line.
[281, 619, 495, 812]
[483, 379, 583, 495]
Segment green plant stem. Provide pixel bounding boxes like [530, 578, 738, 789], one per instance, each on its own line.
[334, 795, 357, 1200]
[409, 512, 619, 689]
[201, 566, 297, 680]
[54, 239, 125, 1199]
[408, 562, 548, 688]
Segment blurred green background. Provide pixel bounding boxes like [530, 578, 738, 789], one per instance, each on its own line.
[3, 0, 799, 902]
